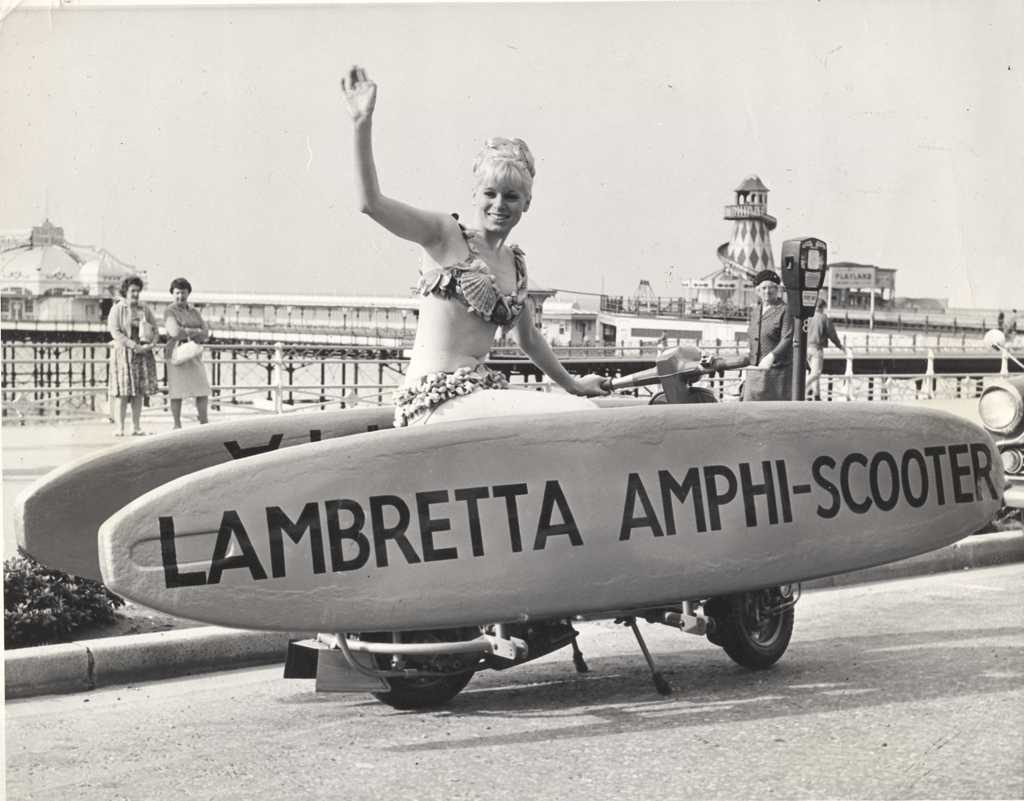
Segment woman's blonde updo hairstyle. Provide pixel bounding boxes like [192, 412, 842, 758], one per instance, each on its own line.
[472, 137, 535, 202]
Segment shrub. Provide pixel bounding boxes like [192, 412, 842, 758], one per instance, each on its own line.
[4, 551, 125, 649]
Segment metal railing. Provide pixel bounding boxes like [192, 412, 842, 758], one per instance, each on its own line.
[0, 342, 411, 423]
[1, 341, 1018, 423]
[597, 294, 1020, 336]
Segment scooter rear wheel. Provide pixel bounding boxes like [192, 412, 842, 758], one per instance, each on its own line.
[706, 588, 794, 670]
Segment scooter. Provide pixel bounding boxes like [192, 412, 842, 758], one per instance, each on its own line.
[284, 346, 798, 709]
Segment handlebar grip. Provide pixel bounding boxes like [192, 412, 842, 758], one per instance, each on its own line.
[607, 367, 661, 390]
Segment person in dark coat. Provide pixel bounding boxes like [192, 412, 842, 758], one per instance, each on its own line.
[708, 269, 794, 401]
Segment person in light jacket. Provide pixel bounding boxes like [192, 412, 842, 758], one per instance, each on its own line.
[806, 297, 844, 400]
[164, 277, 212, 429]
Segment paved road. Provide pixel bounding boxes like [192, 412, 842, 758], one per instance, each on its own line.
[6, 565, 1023, 801]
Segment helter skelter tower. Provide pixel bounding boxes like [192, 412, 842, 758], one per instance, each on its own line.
[716, 175, 777, 279]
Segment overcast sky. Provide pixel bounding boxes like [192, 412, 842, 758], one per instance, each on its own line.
[2, 1, 1021, 309]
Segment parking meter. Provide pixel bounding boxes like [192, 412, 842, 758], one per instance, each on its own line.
[780, 238, 828, 401]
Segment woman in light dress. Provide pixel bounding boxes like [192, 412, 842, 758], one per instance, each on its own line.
[163, 277, 212, 429]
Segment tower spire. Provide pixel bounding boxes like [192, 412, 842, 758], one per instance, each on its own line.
[717, 175, 777, 279]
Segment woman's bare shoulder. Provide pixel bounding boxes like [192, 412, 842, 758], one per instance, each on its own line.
[422, 214, 470, 266]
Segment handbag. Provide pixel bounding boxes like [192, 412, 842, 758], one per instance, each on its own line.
[171, 340, 203, 365]
[743, 363, 794, 401]
[138, 319, 155, 343]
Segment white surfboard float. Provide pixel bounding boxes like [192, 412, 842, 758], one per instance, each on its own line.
[97, 403, 1003, 632]
[15, 394, 644, 581]
[15, 406, 395, 580]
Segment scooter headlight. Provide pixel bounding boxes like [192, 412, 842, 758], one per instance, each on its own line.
[978, 383, 1023, 434]
[1001, 448, 1024, 476]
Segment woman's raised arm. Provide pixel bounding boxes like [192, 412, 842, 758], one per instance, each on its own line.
[341, 66, 448, 249]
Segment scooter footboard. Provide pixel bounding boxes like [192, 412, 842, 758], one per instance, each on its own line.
[284, 630, 526, 692]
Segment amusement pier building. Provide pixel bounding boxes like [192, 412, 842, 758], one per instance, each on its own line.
[1, 204, 1012, 353]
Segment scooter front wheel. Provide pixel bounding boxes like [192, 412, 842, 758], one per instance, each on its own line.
[365, 629, 478, 710]
[373, 671, 474, 710]
[648, 387, 717, 405]
[705, 587, 794, 670]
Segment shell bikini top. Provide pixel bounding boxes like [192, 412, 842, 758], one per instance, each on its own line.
[417, 221, 529, 328]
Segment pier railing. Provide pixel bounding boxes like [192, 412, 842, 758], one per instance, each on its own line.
[598, 295, 1018, 337]
[0, 343, 411, 423]
[2, 341, 1019, 423]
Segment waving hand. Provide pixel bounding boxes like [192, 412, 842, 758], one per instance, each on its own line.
[341, 65, 377, 123]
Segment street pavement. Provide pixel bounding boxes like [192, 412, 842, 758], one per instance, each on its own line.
[5, 565, 1023, 801]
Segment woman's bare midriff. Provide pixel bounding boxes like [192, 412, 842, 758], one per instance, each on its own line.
[404, 296, 503, 384]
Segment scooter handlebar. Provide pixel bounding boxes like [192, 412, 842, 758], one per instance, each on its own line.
[602, 345, 722, 392]
[606, 367, 662, 390]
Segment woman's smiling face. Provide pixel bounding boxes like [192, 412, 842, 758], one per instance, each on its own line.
[472, 159, 531, 235]
[474, 178, 530, 235]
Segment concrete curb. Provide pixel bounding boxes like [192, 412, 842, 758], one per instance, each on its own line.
[6, 529, 1023, 700]
[803, 528, 1024, 589]
[5, 627, 301, 700]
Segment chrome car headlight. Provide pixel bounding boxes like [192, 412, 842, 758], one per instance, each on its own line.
[978, 382, 1023, 434]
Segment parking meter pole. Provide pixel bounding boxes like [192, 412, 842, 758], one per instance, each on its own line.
[780, 237, 828, 402]
[791, 312, 807, 401]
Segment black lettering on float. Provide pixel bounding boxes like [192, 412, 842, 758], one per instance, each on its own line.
[812, 456, 841, 519]
[840, 453, 872, 514]
[159, 516, 207, 588]
[703, 465, 737, 532]
[266, 503, 326, 578]
[869, 452, 900, 512]
[455, 486, 490, 557]
[659, 468, 706, 534]
[369, 495, 420, 567]
[900, 449, 929, 508]
[309, 429, 322, 442]
[223, 434, 284, 460]
[739, 461, 779, 527]
[948, 444, 974, 503]
[416, 490, 458, 562]
[534, 480, 583, 550]
[924, 446, 948, 505]
[324, 499, 370, 571]
[492, 484, 529, 553]
[207, 511, 269, 584]
[776, 460, 793, 523]
[970, 442, 1000, 501]
[619, 473, 664, 540]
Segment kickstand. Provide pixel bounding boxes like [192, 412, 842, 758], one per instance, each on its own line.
[626, 617, 672, 695]
[570, 629, 589, 674]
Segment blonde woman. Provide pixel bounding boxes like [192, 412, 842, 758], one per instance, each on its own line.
[341, 65, 607, 428]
